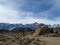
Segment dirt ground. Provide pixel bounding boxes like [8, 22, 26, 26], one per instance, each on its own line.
[39, 36, 60, 45]
[0, 33, 60, 45]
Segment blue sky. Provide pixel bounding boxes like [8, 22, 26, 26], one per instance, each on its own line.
[0, 0, 60, 24]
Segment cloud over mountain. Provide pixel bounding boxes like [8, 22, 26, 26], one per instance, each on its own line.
[0, 0, 60, 24]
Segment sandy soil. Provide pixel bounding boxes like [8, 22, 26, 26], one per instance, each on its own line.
[39, 36, 60, 45]
[0, 33, 60, 45]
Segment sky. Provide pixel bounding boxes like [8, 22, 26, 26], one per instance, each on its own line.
[0, 0, 60, 24]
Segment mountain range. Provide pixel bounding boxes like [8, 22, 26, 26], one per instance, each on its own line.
[0, 22, 39, 30]
[0, 23, 60, 30]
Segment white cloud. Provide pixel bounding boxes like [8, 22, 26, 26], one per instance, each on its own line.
[0, 5, 60, 24]
[0, 5, 34, 24]
[0, 5, 20, 23]
[0, 0, 60, 25]
[18, 16, 60, 25]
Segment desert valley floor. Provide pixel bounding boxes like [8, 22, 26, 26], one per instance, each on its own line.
[0, 33, 60, 45]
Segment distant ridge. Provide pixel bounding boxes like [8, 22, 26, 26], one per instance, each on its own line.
[0, 22, 39, 30]
[0, 23, 60, 30]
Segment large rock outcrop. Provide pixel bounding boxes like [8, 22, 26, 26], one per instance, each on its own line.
[33, 23, 51, 37]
